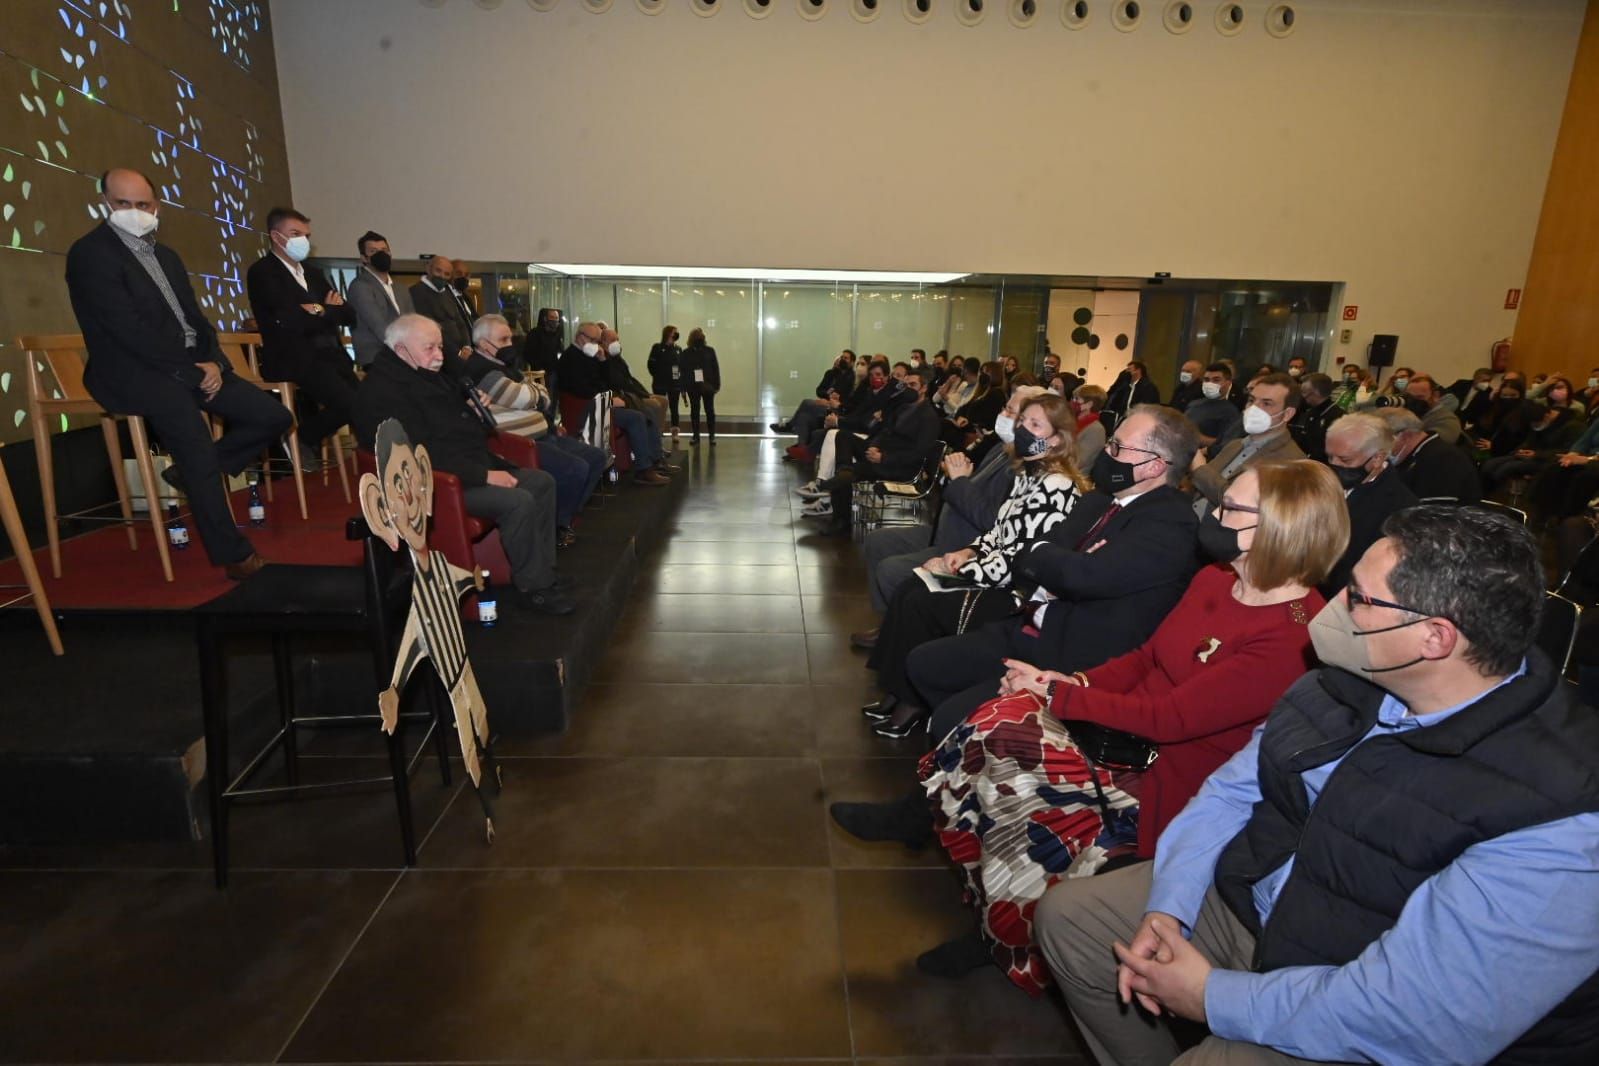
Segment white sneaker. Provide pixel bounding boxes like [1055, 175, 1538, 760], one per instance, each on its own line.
[795, 480, 829, 500]
[800, 498, 834, 517]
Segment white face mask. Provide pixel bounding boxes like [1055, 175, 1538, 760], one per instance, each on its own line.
[1588, 378, 1597, 390]
[1475, 381, 1493, 391]
[1179, 371, 1194, 384]
[1201, 381, 1222, 400]
[607, 341, 622, 357]
[1288, 366, 1302, 378]
[581, 341, 601, 358]
[993, 413, 1016, 444]
[1242, 404, 1275, 435]
[281, 234, 311, 262]
[108, 206, 159, 238]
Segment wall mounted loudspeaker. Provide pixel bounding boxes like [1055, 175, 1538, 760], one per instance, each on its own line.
[1368, 333, 1399, 368]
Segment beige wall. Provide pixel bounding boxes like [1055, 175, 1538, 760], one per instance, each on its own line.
[271, 0, 1584, 385]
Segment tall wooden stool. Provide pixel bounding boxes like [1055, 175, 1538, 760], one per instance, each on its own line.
[17, 333, 173, 582]
[214, 332, 307, 519]
[0, 445, 63, 655]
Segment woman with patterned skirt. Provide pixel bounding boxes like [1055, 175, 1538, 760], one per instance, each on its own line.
[917, 460, 1350, 990]
[865, 393, 1089, 737]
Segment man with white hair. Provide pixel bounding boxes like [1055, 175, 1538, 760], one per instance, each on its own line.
[1320, 412, 1417, 595]
[353, 313, 573, 614]
[1376, 406, 1481, 504]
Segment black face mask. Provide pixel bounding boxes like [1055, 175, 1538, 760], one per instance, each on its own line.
[451, 277, 470, 294]
[368, 250, 392, 273]
[1012, 423, 1051, 459]
[1198, 510, 1254, 563]
[1331, 462, 1368, 490]
[1089, 449, 1154, 494]
[543, 318, 560, 332]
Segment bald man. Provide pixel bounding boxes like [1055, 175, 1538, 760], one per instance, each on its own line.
[65, 168, 292, 578]
[410, 255, 474, 358]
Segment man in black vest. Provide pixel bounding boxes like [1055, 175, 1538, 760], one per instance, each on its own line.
[1037, 505, 1599, 1066]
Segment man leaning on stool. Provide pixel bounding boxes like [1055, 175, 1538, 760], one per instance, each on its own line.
[65, 167, 292, 579]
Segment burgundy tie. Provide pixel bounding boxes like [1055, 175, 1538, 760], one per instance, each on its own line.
[1075, 502, 1122, 551]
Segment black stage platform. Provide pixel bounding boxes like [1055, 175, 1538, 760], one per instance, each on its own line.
[0, 473, 686, 845]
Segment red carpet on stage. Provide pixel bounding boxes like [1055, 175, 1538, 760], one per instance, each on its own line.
[0, 477, 363, 612]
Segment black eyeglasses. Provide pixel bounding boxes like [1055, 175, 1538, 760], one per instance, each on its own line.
[1105, 439, 1166, 463]
[1218, 501, 1260, 520]
[1346, 587, 1428, 615]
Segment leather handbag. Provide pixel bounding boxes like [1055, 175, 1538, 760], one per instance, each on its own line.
[1063, 719, 1159, 772]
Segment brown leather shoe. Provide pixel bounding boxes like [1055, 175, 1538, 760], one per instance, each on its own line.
[224, 552, 268, 580]
[634, 470, 670, 486]
[849, 627, 880, 650]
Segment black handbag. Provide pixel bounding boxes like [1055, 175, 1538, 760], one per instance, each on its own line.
[1064, 719, 1159, 772]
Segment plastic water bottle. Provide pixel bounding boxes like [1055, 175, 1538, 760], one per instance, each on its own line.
[247, 481, 265, 527]
[607, 466, 620, 485]
[478, 569, 498, 627]
[166, 502, 189, 549]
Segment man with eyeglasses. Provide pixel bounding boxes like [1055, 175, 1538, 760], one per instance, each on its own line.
[1191, 372, 1303, 514]
[830, 405, 1201, 846]
[1037, 505, 1599, 1066]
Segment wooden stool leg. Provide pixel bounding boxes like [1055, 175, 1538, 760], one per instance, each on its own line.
[260, 447, 275, 502]
[333, 430, 352, 503]
[210, 414, 236, 523]
[281, 388, 308, 521]
[321, 440, 332, 488]
[100, 416, 139, 551]
[0, 461, 63, 655]
[30, 399, 63, 579]
[127, 416, 175, 582]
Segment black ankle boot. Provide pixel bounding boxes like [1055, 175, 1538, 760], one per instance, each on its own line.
[915, 931, 991, 978]
[873, 702, 928, 738]
[828, 790, 932, 849]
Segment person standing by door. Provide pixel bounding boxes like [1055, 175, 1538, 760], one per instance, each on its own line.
[680, 327, 721, 447]
[648, 325, 683, 440]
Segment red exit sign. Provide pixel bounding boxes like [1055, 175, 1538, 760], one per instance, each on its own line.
[1505, 288, 1522, 310]
[1341, 305, 1358, 321]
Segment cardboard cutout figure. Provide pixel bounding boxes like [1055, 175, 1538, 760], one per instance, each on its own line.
[359, 418, 501, 839]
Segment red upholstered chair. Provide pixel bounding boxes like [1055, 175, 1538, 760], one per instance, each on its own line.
[557, 391, 632, 474]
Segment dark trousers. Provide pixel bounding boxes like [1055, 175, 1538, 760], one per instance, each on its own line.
[869, 582, 1020, 704]
[664, 388, 681, 429]
[537, 434, 605, 527]
[460, 467, 557, 592]
[907, 618, 1044, 741]
[112, 372, 293, 566]
[689, 389, 716, 440]
[1531, 463, 1599, 519]
[791, 398, 830, 442]
[293, 350, 359, 449]
[612, 405, 662, 466]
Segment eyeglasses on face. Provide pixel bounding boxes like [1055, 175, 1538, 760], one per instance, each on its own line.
[1346, 586, 1427, 615]
[1105, 438, 1166, 463]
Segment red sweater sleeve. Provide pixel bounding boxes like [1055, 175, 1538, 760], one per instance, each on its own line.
[1073, 640, 1157, 695]
[1049, 617, 1314, 744]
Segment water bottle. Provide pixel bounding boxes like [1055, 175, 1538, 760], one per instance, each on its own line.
[247, 481, 265, 526]
[478, 569, 498, 627]
[166, 502, 189, 549]
[607, 466, 620, 485]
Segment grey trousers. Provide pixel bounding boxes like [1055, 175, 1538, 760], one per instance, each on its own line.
[1035, 861, 1320, 1066]
[862, 524, 937, 614]
[461, 466, 558, 593]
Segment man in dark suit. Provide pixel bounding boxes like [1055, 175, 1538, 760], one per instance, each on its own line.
[1320, 413, 1419, 595]
[1376, 407, 1482, 504]
[559, 320, 670, 485]
[346, 229, 413, 367]
[820, 366, 943, 536]
[65, 168, 291, 578]
[1103, 360, 1162, 431]
[245, 206, 357, 463]
[1289, 371, 1343, 462]
[829, 404, 1201, 846]
[409, 255, 474, 359]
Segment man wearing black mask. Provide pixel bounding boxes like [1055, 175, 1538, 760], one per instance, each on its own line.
[347, 230, 413, 367]
[817, 367, 941, 536]
[526, 307, 566, 395]
[409, 255, 473, 359]
[1320, 413, 1417, 596]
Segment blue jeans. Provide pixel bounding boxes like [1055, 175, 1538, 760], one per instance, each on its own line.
[613, 406, 661, 466]
[538, 433, 606, 526]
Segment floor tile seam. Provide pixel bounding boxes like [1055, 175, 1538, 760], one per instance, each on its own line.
[271, 867, 405, 1064]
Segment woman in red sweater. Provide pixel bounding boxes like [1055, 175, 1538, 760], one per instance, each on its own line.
[917, 460, 1350, 992]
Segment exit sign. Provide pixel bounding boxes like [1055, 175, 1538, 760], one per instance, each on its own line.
[1342, 305, 1358, 321]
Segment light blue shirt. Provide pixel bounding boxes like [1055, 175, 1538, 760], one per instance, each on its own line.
[1147, 662, 1599, 1065]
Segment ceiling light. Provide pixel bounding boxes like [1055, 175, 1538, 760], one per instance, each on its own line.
[531, 263, 970, 285]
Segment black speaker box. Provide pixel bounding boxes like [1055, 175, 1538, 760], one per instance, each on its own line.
[1369, 334, 1399, 368]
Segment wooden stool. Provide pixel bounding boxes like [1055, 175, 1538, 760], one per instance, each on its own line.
[214, 332, 308, 520]
[0, 445, 63, 655]
[17, 333, 173, 582]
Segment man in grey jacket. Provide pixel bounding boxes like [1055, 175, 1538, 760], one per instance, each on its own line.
[347, 230, 413, 366]
[850, 385, 1041, 649]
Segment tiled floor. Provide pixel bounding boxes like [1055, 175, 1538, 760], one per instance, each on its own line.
[0, 438, 1085, 1064]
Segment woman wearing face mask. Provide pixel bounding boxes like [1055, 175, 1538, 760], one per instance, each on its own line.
[941, 361, 1007, 449]
[863, 395, 1089, 738]
[1070, 384, 1107, 471]
[915, 460, 1347, 987]
[1480, 377, 1586, 490]
[678, 328, 720, 446]
[1353, 366, 1413, 411]
[647, 325, 683, 439]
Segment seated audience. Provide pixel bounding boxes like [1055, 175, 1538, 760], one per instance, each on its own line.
[865, 394, 1089, 736]
[1183, 363, 1244, 455]
[560, 321, 670, 484]
[463, 315, 605, 545]
[918, 460, 1345, 986]
[347, 230, 413, 367]
[354, 314, 573, 614]
[1321, 413, 1418, 594]
[246, 206, 358, 466]
[935, 357, 979, 416]
[792, 357, 901, 468]
[853, 385, 1045, 641]
[1481, 388, 1584, 492]
[1352, 365, 1412, 410]
[1037, 505, 1599, 1066]
[816, 367, 941, 535]
[774, 349, 854, 440]
[525, 306, 566, 390]
[1448, 365, 1498, 428]
[1072, 384, 1108, 471]
[1191, 373, 1303, 511]
[1528, 415, 1599, 524]
[680, 327, 721, 446]
[1377, 406, 1482, 504]
[1287, 372, 1342, 462]
[1001, 354, 1021, 380]
[1333, 363, 1373, 411]
[1285, 355, 1308, 380]
[829, 405, 1201, 849]
[1104, 361, 1161, 431]
[647, 326, 686, 436]
[1473, 377, 1539, 456]
[1403, 373, 1464, 443]
[1169, 360, 1204, 411]
[940, 361, 1006, 448]
[67, 167, 292, 579]
[598, 326, 670, 449]
[409, 255, 475, 359]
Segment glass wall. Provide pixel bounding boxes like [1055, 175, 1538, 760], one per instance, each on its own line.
[853, 286, 949, 365]
[761, 283, 852, 415]
[947, 287, 996, 362]
[665, 282, 758, 419]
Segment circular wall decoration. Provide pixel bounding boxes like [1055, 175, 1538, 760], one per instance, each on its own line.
[955, 0, 984, 27]
[1062, 0, 1090, 28]
[1265, 2, 1295, 36]
[745, 0, 773, 16]
[1163, 0, 1194, 33]
[581, 0, 612, 11]
[691, 0, 720, 15]
[1215, 1, 1244, 34]
[904, 0, 933, 21]
[637, 0, 667, 11]
[797, 0, 828, 19]
[1008, 0, 1037, 28]
[1087, 334, 1102, 350]
[1072, 306, 1093, 326]
[1070, 326, 1091, 345]
[1114, 333, 1130, 350]
[1112, 0, 1142, 31]
[524, 0, 559, 11]
[852, 0, 882, 21]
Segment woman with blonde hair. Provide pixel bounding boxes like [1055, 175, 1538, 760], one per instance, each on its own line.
[865, 394, 1090, 737]
[915, 459, 1349, 987]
